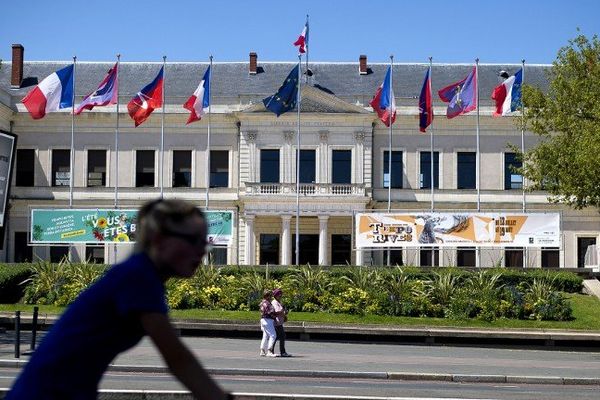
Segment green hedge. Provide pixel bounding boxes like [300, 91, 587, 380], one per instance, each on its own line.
[0, 264, 34, 303]
[6, 262, 585, 322]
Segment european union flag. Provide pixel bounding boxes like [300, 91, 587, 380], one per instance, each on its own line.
[263, 64, 300, 116]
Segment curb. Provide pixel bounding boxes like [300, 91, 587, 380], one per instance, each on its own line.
[1, 360, 599, 386]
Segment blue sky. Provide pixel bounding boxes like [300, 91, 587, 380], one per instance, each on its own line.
[1, 0, 599, 64]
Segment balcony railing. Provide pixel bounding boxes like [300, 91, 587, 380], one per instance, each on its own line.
[245, 182, 365, 196]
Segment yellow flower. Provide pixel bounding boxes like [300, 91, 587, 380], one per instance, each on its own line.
[97, 217, 108, 229]
[113, 233, 130, 242]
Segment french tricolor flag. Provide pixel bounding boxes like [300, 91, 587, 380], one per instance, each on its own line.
[22, 65, 74, 119]
[183, 66, 210, 124]
[369, 66, 396, 127]
[492, 68, 523, 117]
[293, 20, 309, 54]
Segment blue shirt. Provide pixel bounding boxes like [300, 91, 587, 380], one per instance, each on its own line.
[7, 252, 168, 400]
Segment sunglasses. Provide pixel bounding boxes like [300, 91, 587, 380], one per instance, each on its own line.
[164, 229, 207, 248]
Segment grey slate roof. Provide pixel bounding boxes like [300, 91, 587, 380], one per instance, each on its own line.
[0, 60, 551, 110]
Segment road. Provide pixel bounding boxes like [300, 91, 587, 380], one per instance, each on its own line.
[1, 368, 599, 399]
[1, 334, 599, 399]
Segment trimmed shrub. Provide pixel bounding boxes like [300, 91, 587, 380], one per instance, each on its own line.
[0, 264, 33, 303]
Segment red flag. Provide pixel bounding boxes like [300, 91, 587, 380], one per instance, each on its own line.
[127, 67, 164, 127]
[419, 67, 433, 133]
[293, 20, 309, 54]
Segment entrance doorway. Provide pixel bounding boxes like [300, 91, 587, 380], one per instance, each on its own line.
[292, 234, 319, 265]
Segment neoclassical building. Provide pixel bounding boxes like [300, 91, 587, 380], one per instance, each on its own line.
[0, 45, 598, 268]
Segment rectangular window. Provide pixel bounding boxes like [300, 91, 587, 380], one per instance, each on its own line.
[577, 237, 596, 268]
[172, 150, 192, 188]
[259, 234, 279, 265]
[420, 151, 439, 189]
[541, 247, 560, 269]
[384, 250, 403, 266]
[292, 234, 320, 265]
[457, 248, 476, 267]
[505, 247, 524, 268]
[208, 247, 227, 265]
[50, 246, 69, 263]
[14, 232, 32, 263]
[299, 149, 316, 184]
[210, 150, 229, 188]
[332, 150, 351, 184]
[85, 245, 105, 264]
[87, 150, 106, 187]
[16, 149, 35, 187]
[504, 153, 523, 190]
[260, 149, 280, 183]
[457, 152, 476, 189]
[420, 248, 439, 267]
[383, 151, 403, 188]
[136, 150, 155, 187]
[331, 234, 352, 265]
[52, 149, 70, 187]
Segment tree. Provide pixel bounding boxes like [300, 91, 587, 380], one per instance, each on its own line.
[521, 33, 600, 209]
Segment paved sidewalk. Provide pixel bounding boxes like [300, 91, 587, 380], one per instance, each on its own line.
[3, 312, 600, 347]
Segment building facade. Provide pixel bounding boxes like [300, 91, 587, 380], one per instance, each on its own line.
[0, 46, 598, 268]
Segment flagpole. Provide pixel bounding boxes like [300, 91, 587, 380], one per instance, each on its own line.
[114, 54, 120, 264]
[475, 58, 481, 268]
[521, 59, 527, 268]
[69, 56, 76, 262]
[386, 55, 394, 266]
[429, 57, 434, 212]
[114, 55, 121, 209]
[69, 56, 76, 208]
[206, 56, 213, 210]
[295, 55, 302, 266]
[521, 59, 526, 212]
[475, 59, 480, 212]
[305, 14, 309, 83]
[160, 56, 166, 199]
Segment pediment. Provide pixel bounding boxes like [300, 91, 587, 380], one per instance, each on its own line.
[243, 85, 369, 114]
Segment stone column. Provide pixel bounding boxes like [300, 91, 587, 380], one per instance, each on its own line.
[244, 215, 255, 265]
[355, 248, 364, 266]
[318, 215, 329, 266]
[354, 131, 365, 184]
[319, 131, 328, 184]
[246, 131, 257, 182]
[281, 215, 292, 265]
[283, 131, 295, 183]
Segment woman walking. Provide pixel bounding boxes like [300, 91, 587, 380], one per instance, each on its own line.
[259, 290, 277, 357]
[271, 288, 291, 357]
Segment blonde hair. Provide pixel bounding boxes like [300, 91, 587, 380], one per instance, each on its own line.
[135, 199, 205, 252]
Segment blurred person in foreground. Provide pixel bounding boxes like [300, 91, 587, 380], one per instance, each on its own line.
[7, 199, 232, 400]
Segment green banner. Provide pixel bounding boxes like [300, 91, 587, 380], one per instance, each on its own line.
[31, 209, 233, 245]
[31, 209, 138, 244]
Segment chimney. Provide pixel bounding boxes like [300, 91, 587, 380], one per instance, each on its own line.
[11, 44, 24, 88]
[249, 52, 257, 75]
[359, 55, 367, 75]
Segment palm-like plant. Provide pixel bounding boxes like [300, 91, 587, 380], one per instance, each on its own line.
[287, 265, 328, 295]
[340, 266, 381, 292]
[467, 270, 503, 294]
[192, 263, 222, 288]
[69, 263, 105, 292]
[426, 271, 459, 306]
[239, 269, 273, 309]
[527, 276, 556, 301]
[23, 256, 69, 304]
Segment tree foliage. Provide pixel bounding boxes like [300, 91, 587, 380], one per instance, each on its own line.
[522, 33, 600, 209]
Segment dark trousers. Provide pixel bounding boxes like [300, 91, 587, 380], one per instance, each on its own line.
[274, 325, 286, 354]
